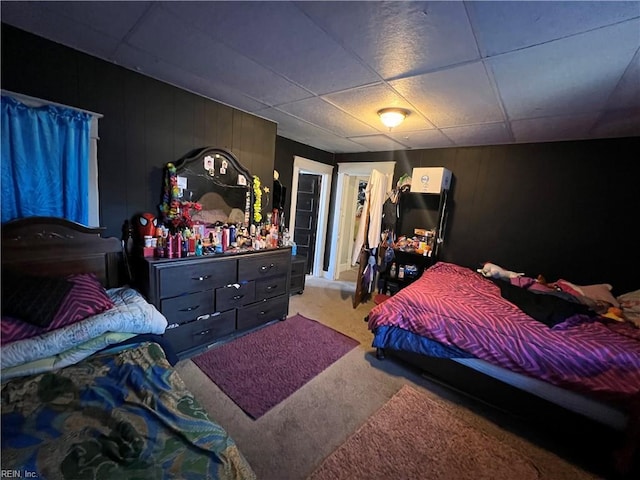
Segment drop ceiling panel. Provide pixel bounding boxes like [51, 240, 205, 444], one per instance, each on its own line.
[442, 123, 512, 147]
[38, 1, 151, 41]
[489, 20, 640, 120]
[511, 114, 598, 144]
[390, 62, 505, 128]
[592, 109, 640, 137]
[0, 2, 123, 58]
[297, 1, 480, 79]
[163, 1, 379, 95]
[606, 50, 640, 111]
[256, 108, 366, 153]
[127, 6, 312, 107]
[388, 129, 454, 149]
[325, 83, 435, 132]
[468, 1, 640, 56]
[277, 97, 378, 137]
[347, 134, 410, 152]
[115, 43, 270, 113]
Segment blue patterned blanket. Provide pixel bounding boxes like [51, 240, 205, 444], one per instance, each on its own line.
[1, 342, 255, 479]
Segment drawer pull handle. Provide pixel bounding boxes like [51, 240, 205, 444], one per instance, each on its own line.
[233, 294, 245, 300]
[266, 284, 278, 291]
[259, 311, 267, 316]
[259, 263, 276, 272]
[197, 329, 211, 336]
[193, 275, 211, 281]
[179, 305, 200, 312]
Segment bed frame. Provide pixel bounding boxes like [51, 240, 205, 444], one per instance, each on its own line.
[1, 216, 125, 287]
[378, 346, 628, 430]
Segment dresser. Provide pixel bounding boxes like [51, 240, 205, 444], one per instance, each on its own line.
[137, 248, 291, 359]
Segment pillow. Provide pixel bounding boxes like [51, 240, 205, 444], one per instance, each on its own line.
[2, 273, 73, 327]
[1, 273, 114, 345]
[556, 279, 619, 308]
[618, 289, 640, 328]
[52, 273, 114, 327]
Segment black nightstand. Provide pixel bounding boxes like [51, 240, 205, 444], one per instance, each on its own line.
[290, 254, 307, 295]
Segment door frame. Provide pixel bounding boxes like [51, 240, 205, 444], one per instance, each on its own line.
[328, 161, 396, 280]
[289, 156, 333, 277]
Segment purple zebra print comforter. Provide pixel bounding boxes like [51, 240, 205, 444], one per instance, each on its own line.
[368, 262, 640, 409]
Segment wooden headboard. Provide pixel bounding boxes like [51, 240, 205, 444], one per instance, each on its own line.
[1, 217, 125, 288]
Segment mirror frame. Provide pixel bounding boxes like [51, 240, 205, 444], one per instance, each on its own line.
[166, 147, 254, 229]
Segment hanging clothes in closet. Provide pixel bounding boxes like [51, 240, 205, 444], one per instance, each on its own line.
[352, 169, 388, 308]
[351, 169, 387, 266]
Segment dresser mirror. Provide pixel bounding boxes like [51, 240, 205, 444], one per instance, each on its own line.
[168, 147, 253, 227]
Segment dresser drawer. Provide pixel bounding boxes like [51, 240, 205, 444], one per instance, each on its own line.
[215, 281, 256, 311]
[255, 275, 287, 301]
[159, 259, 236, 298]
[161, 290, 215, 325]
[238, 250, 290, 282]
[237, 294, 288, 331]
[163, 310, 236, 354]
[162, 322, 194, 354]
[189, 310, 237, 348]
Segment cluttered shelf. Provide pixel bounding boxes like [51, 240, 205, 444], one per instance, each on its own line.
[377, 228, 438, 296]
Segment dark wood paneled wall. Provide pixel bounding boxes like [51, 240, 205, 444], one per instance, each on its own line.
[336, 138, 640, 295]
[1, 24, 276, 240]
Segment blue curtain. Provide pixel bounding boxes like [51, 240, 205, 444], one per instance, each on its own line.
[1, 95, 92, 224]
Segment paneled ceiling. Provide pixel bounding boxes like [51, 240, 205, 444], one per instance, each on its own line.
[2, 1, 639, 153]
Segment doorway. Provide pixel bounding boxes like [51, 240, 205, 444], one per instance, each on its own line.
[336, 175, 368, 277]
[328, 161, 396, 280]
[289, 156, 333, 277]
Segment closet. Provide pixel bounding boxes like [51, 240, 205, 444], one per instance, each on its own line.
[378, 167, 452, 296]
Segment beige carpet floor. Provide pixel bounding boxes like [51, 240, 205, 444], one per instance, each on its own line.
[176, 274, 610, 480]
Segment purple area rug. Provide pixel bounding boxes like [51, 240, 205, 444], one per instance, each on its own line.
[192, 314, 359, 419]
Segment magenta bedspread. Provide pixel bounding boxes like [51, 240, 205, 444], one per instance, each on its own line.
[368, 262, 640, 408]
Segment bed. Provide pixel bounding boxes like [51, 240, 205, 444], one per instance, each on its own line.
[1, 216, 256, 479]
[367, 261, 640, 471]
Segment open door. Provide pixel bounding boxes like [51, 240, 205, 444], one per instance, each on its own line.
[352, 198, 371, 309]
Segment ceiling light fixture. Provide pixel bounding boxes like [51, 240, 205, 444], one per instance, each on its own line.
[377, 108, 409, 129]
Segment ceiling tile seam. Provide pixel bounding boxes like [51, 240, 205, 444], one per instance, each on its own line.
[479, 58, 515, 143]
[589, 45, 640, 136]
[345, 133, 412, 150]
[108, 30, 284, 118]
[587, 43, 640, 135]
[293, 1, 392, 86]
[269, 105, 363, 138]
[155, 3, 322, 104]
[465, 3, 640, 61]
[111, 1, 160, 62]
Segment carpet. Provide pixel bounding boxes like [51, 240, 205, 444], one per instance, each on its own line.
[192, 313, 359, 419]
[308, 384, 543, 480]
